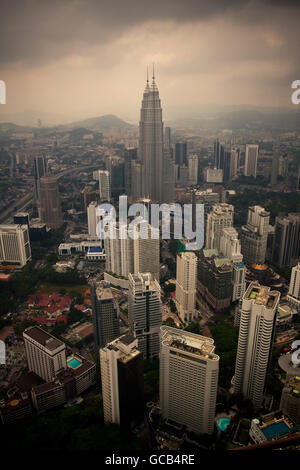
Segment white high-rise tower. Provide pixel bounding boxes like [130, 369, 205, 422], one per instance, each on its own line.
[160, 326, 219, 435]
[175, 252, 197, 322]
[233, 282, 280, 409]
[287, 262, 300, 310]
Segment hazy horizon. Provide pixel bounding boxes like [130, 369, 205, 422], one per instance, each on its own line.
[1, 0, 300, 123]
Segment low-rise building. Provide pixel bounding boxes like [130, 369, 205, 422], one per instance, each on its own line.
[250, 411, 295, 444]
[280, 375, 300, 424]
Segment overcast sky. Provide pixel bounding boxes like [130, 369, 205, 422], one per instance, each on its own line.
[0, 0, 299, 122]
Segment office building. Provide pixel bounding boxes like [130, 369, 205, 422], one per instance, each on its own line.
[220, 227, 243, 264]
[164, 126, 171, 155]
[222, 148, 232, 182]
[204, 167, 223, 183]
[249, 411, 295, 444]
[280, 375, 300, 424]
[232, 264, 247, 302]
[139, 72, 163, 201]
[220, 227, 246, 302]
[104, 224, 134, 278]
[233, 282, 280, 409]
[178, 165, 188, 187]
[192, 189, 219, 218]
[130, 160, 143, 201]
[80, 186, 98, 211]
[124, 147, 138, 198]
[175, 252, 197, 322]
[272, 213, 300, 267]
[97, 170, 111, 201]
[91, 282, 119, 355]
[133, 224, 160, 281]
[175, 142, 187, 166]
[31, 353, 95, 413]
[33, 155, 47, 214]
[100, 334, 144, 429]
[0, 224, 31, 267]
[214, 140, 224, 169]
[13, 212, 30, 227]
[205, 203, 234, 251]
[162, 151, 175, 202]
[197, 249, 233, 311]
[104, 222, 159, 280]
[240, 206, 270, 265]
[39, 175, 63, 229]
[87, 201, 99, 238]
[188, 154, 198, 185]
[128, 273, 162, 360]
[287, 262, 300, 310]
[229, 147, 239, 181]
[160, 326, 219, 435]
[244, 144, 259, 178]
[23, 326, 67, 382]
[110, 160, 125, 198]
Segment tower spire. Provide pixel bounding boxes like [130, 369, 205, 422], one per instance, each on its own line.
[144, 66, 150, 93]
[151, 62, 158, 91]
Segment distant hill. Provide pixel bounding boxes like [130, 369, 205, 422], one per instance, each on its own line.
[0, 109, 68, 127]
[0, 122, 33, 133]
[166, 107, 300, 131]
[68, 114, 135, 131]
[0, 113, 136, 137]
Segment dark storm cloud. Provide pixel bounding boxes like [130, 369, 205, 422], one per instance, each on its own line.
[1, 0, 299, 66]
[1, 0, 299, 115]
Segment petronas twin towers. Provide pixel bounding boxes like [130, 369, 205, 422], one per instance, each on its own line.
[138, 69, 174, 203]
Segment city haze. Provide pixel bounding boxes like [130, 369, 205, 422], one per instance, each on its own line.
[0, 0, 300, 124]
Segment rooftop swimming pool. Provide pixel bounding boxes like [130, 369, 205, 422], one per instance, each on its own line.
[67, 356, 82, 369]
[217, 417, 231, 431]
[262, 421, 290, 440]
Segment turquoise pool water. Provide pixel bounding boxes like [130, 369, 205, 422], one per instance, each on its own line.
[217, 417, 231, 431]
[262, 421, 290, 440]
[67, 357, 82, 369]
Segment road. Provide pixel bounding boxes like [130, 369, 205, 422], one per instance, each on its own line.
[0, 164, 99, 224]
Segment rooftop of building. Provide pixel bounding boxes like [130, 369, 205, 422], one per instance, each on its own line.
[178, 251, 196, 260]
[161, 326, 219, 361]
[14, 212, 29, 218]
[210, 203, 234, 214]
[248, 205, 270, 217]
[193, 188, 218, 196]
[59, 355, 95, 379]
[23, 326, 64, 350]
[32, 379, 62, 395]
[105, 334, 141, 363]
[0, 224, 27, 231]
[283, 375, 300, 397]
[244, 282, 280, 309]
[203, 248, 219, 258]
[16, 371, 44, 393]
[253, 411, 295, 441]
[95, 281, 113, 300]
[129, 272, 160, 292]
[119, 333, 136, 345]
